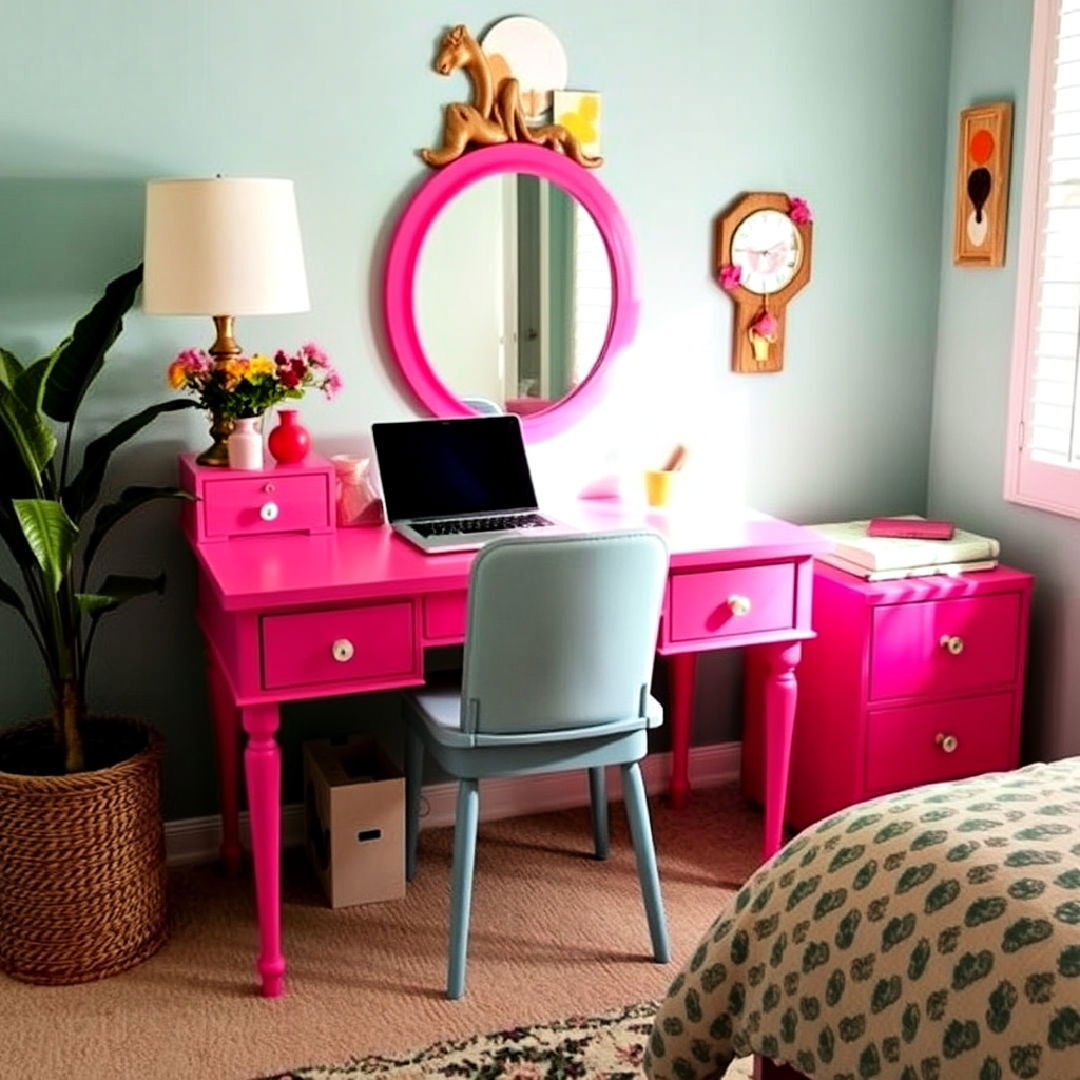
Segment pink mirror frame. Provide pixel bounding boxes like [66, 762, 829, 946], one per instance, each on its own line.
[382, 143, 639, 442]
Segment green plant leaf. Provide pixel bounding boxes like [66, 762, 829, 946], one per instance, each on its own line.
[0, 381, 57, 485]
[0, 575, 28, 618]
[0, 502, 35, 572]
[0, 348, 23, 389]
[13, 498, 77, 594]
[63, 399, 199, 522]
[77, 573, 165, 617]
[81, 485, 194, 578]
[42, 265, 142, 423]
[14, 353, 59, 415]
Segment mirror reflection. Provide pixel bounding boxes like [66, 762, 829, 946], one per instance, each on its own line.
[415, 174, 614, 416]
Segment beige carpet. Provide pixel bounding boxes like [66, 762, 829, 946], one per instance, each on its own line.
[1, 783, 762, 1080]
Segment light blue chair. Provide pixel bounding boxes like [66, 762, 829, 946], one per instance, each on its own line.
[462, 397, 503, 415]
[402, 530, 671, 999]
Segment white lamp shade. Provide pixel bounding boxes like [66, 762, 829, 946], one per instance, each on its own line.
[143, 177, 310, 316]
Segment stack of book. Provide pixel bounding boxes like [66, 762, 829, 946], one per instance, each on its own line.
[810, 517, 1000, 581]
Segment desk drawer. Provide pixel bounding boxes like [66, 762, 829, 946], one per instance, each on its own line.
[668, 562, 797, 643]
[869, 592, 1021, 701]
[864, 692, 1015, 795]
[204, 473, 332, 539]
[261, 602, 417, 691]
[423, 591, 468, 643]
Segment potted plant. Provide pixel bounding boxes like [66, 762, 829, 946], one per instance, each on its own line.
[0, 265, 196, 985]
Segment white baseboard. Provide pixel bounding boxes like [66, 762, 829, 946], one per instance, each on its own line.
[165, 742, 741, 868]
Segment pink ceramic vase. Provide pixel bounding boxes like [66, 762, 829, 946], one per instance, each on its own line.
[267, 409, 311, 465]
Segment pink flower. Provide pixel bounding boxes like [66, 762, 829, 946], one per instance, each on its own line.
[789, 196, 812, 226]
[751, 311, 778, 338]
[718, 263, 742, 290]
[176, 347, 212, 374]
[301, 341, 329, 367]
[324, 369, 343, 399]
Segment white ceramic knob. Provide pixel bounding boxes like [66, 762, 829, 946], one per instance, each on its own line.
[260, 501, 279, 522]
[331, 639, 354, 663]
[728, 595, 752, 617]
[936, 732, 959, 754]
[939, 634, 964, 656]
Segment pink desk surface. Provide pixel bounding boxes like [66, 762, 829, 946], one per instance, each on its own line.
[194, 503, 829, 612]
[188, 499, 829, 999]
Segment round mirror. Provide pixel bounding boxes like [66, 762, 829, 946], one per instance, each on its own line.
[415, 174, 614, 419]
[383, 144, 638, 442]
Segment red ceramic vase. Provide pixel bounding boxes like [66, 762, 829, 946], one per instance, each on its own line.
[267, 409, 311, 465]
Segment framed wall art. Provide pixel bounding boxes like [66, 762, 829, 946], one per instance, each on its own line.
[953, 101, 1013, 267]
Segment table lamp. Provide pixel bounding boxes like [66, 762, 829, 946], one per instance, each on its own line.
[143, 177, 310, 466]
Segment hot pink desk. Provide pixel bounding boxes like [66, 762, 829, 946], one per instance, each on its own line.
[187, 499, 829, 998]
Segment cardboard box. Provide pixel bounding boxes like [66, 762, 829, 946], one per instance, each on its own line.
[303, 736, 406, 908]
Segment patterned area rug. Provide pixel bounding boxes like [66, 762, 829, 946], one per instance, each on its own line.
[257, 1001, 753, 1079]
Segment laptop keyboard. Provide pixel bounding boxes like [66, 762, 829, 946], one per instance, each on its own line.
[412, 513, 552, 538]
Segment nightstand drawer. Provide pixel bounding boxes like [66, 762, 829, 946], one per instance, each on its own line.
[668, 562, 796, 643]
[261, 602, 418, 691]
[869, 592, 1021, 700]
[864, 692, 1015, 795]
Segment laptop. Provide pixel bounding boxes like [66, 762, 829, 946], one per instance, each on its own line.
[371, 415, 569, 554]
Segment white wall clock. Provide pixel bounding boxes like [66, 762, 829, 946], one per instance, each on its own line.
[715, 192, 813, 374]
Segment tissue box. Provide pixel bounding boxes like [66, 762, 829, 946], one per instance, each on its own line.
[303, 736, 406, 908]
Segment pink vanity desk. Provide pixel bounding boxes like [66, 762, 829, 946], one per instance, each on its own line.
[183, 458, 830, 998]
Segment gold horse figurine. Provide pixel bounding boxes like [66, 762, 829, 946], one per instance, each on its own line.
[420, 24, 603, 169]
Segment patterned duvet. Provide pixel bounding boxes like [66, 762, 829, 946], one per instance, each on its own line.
[646, 759, 1080, 1080]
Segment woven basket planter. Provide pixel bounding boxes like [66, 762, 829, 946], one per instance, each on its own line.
[0, 717, 167, 985]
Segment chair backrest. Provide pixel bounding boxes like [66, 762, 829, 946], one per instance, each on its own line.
[462, 397, 503, 415]
[460, 530, 668, 736]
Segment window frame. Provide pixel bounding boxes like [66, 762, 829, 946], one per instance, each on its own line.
[1004, 0, 1080, 517]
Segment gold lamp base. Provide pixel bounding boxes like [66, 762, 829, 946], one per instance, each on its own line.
[196, 411, 235, 467]
[197, 315, 241, 467]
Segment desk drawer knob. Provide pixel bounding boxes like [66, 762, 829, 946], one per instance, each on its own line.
[260, 501, 279, 522]
[939, 634, 964, 656]
[728, 595, 752, 618]
[331, 638, 354, 663]
[936, 732, 959, 754]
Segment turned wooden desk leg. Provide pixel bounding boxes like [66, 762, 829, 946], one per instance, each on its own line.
[242, 702, 285, 999]
[759, 641, 801, 859]
[668, 652, 696, 810]
[207, 656, 243, 876]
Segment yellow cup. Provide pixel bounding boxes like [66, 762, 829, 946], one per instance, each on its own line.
[644, 469, 678, 508]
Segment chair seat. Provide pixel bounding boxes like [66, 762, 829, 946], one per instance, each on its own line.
[406, 684, 664, 749]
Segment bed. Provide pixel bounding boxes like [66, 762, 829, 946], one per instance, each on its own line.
[646, 759, 1080, 1080]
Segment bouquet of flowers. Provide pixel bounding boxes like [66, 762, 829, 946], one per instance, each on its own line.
[167, 341, 342, 419]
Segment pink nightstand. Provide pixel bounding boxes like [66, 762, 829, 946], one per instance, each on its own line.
[743, 561, 1034, 831]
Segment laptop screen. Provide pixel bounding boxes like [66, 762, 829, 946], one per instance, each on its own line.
[372, 416, 539, 523]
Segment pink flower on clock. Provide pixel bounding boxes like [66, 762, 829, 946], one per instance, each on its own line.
[750, 311, 778, 339]
[789, 197, 812, 226]
[718, 263, 742, 290]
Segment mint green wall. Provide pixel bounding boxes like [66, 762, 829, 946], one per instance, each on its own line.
[1, 0, 953, 820]
[929, 0, 1080, 762]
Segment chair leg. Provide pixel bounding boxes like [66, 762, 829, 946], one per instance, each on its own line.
[620, 761, 670, 963]
[405, 725, 424, 882]
[447, 778, 480, 1000]
[589, 766, 609, 860]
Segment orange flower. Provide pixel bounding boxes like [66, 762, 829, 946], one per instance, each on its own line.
[167, 360, 188, 389]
